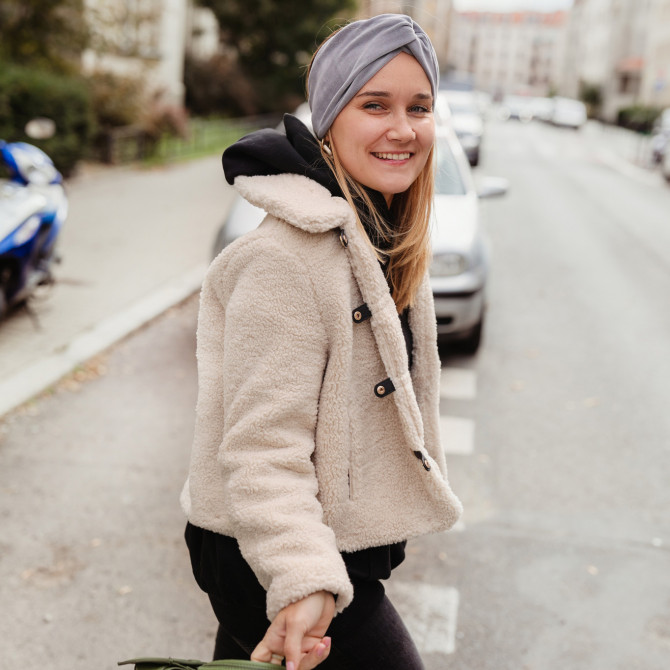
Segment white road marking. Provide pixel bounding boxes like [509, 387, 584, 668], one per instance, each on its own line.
[440, 367, 477, 400]
[440, 415, 475, 455]
[387, 581, 460, 655]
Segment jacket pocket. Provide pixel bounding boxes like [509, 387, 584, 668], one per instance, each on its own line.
[347, 414, 360, 501]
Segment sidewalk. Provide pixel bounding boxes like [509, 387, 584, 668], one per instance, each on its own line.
[0, 155, 235, 416]
[586, 120, 656, 167]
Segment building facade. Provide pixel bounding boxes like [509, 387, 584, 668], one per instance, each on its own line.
[82, 0, 190, 105]
[563, 0, 670, 121]
[447, 10, 568, 98]
[642, 0, 670, 110]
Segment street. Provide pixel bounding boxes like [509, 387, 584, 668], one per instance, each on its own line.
[1, 116, 670, 670]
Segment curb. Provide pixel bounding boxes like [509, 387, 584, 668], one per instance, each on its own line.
[0, 263, 207, 419]
[595, 148, 663, 188]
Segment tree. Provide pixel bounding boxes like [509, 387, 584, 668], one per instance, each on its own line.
[0, 0, 88, 72]
[579, 81, 603, 119]
[199, 0, 357, 112]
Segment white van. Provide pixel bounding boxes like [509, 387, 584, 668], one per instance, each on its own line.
[551, 97, 587, 129]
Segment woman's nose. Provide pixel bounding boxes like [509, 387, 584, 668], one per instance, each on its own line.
[386, 114, 416, 142]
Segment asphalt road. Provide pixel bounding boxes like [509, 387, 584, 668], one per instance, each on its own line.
[1, 117, 670, 670]
[440, 117, 670, 669]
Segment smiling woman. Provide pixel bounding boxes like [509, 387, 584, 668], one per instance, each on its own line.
[328, 53, 435, 206]
[181, 13, 462, 670]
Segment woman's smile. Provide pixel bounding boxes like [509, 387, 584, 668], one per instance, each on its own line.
[372, 152, 413, 161]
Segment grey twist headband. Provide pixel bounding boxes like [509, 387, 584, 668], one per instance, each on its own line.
[308, 13, 439, 139]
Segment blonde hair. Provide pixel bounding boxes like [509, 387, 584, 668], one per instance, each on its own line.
[306, 32, 435, 313]
[319, 142, 434, 313]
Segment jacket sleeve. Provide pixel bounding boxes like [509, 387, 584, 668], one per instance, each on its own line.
[212, 236, 354, 621]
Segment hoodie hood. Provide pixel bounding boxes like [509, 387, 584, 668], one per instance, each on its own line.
[222, 114, 394, 252]
[223, 114, 342, 198]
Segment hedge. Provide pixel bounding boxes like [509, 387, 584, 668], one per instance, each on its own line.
[0, 63, 94, 176]
[616, 104, 663, 134]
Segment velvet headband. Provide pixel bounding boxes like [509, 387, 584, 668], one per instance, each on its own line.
[308, 13, 439, 139]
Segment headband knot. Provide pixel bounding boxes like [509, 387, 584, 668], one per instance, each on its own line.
[308, 14, 439, 139]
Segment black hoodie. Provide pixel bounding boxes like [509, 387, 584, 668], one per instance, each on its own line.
[220, 115, 411, 583]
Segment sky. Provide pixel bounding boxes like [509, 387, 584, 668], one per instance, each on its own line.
[453, 0, 574, 11]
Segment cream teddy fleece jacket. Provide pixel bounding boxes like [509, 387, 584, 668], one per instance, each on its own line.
[181, 173, 462, 620]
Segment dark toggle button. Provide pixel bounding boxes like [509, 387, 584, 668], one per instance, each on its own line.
[339, 229, 349, 248]
[374, 378, 395, 398]
[414, 450, 432, 471]
[352, 303, 372, 323]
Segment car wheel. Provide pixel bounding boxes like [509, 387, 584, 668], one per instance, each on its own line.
[459, 314, 484, 355]
[0, 290, 6, 320]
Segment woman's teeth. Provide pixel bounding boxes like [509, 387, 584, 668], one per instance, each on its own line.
[373, 152, 411, 160]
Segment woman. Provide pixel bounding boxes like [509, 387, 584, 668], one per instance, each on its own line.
[181, 13, 462, 670]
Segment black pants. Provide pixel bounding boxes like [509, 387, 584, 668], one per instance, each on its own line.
[185, 523, 424, 670]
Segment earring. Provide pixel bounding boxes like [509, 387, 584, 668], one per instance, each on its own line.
[320, 138, 333, 156]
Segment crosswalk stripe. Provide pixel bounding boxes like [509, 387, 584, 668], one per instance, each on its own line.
[387, 581, 460, 655]
[440, 367, 477, 400]
[440, 415, 475, 455]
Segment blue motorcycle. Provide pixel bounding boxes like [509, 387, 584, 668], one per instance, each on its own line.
[0, 139, 68, 318]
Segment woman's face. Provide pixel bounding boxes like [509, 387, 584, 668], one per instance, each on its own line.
[328, 52, 435, 206]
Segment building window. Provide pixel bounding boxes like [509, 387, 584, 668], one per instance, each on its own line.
[618, 72, 641, 95]
[89, 0, 163, 60]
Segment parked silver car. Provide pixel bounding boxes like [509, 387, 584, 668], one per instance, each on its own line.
[652, 107, 670, 166]
[662, 142, 670, 182]
[213, 115, 507, 354]
[430, 125, 507, 352]
[435, 90, 484, 166]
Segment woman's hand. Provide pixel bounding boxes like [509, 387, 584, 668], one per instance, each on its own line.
[251, 591, 336, 669]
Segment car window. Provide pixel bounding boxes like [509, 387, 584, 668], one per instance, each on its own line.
[435, 138, 467, 196]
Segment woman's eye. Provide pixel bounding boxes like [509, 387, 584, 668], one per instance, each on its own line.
[363, 102, 384, 111]
[410, 105, 431, 114]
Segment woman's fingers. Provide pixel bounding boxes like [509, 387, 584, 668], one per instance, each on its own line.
[282, 592, 334, 668]
[297, 636, 332, 670]
[250, 637, 283, 665]
[251, 635, 331, 670]
[251, 636, 330, 670]
[269, 652, 285, 666]
[252, 592, 336, 668]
